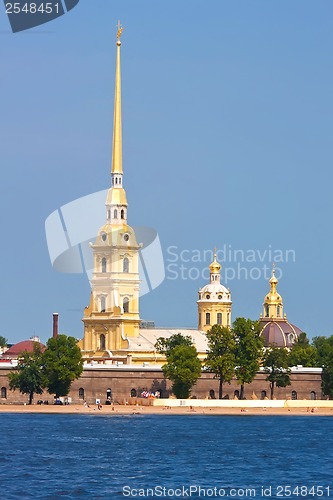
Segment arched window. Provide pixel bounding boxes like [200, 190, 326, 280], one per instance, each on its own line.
[123, 297, 129, 313]
[217, 313, 222, 325]
[123, 257, 129, 273]
[1, 387, 7, 399]
[198, 313, 201, 326]
[209, 389, 215, 399]
[115, 178, 118, 184]
[119, 177, 122, 185]
[107, 210, 111, 220]
[234, 390, 239, 399]
[100, 296, 106, 313]
[101, 257, 107, 273]
[106, 388, 112, 401]
[121, 209, 125, 219]
[114, 209, 118, 219]
[265, 305, 269, 317]
[79, 388, 84, 400]
[291, 390, 297, 400]
[205, 313, 210, 325]
[261, 390, 267, 400]
[277, 305, 281, 317]
[100, 334, 105, 350]
[130, 388, 137, 398]
[310, 391, 316, 400]
[227, 313, 230, 325]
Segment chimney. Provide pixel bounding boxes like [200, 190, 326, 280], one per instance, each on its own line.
[53, 313, 59, 338]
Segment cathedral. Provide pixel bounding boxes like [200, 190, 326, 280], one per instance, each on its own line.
[77, 26, 303, 366]
[0, 26, 319, 405]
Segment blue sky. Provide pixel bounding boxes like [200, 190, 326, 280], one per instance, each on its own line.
[1, 0, 332, 344]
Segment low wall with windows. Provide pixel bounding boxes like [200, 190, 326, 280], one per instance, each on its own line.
[0, 364, 323, 405]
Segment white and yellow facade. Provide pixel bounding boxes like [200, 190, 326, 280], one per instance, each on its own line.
[197, 252, 232, 332]
[79, 28, 141, 357]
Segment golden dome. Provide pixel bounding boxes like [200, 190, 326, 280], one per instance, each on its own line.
[209, 251, 221, 273]
[269, 271, 278, 286]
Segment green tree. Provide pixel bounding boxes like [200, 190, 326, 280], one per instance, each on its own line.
[233, 318, 264, 400]
[155, 333, 193, 355]
[263, 346, 291, 399]
[205, 324, 236, 399]
[313, 336, 333, 399]
[0, 336, 8, 348]
[155, 334, 201, 399]
[8, 344, 45, 404]
[42, 335, 83, 398]
[289, 332, 317, 368]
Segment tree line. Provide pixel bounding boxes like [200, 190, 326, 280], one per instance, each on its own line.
[155, 319, 333, 400]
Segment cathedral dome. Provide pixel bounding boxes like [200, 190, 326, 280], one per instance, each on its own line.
[259, 266, 302, 347]
[198, 283, 231, 302]
[260, 319, 302, 348]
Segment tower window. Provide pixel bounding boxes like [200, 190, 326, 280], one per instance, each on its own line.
[265, 305, 269, 317]
[114, 209, 118, 219]
[100, 296, 106, 312]
[217, 313, 222, 325]
[227, 313, 230, 325]
[102, 257, 107, 273]
[206, 294, 210, 300]
[107, 210, 111, 220]
[115, 178, 118, 184]
[100, 334, 106, 350]
[79, 388, 84, 400]
[123, 257, 129, 273]
[218, 295, 223, 300]
[121, 209, 125, 219]
[123, 297, 129, 313]
[277, 305, 281, 317]
[199, 313, 201, 326]
[206, 313, 210, 325]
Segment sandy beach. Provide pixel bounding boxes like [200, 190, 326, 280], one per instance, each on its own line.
[0, 404, 332, 416]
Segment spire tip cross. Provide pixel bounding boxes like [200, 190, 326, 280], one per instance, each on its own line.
[116, 20, 124, 39]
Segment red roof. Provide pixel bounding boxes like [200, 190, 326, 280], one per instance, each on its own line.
[5, 340, 46, 357]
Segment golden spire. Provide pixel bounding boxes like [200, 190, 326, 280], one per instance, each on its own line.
[111, 21, 123, 175]
[269, 263, 278, 293]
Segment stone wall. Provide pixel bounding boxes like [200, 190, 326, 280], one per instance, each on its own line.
[0, 367, 323, 405]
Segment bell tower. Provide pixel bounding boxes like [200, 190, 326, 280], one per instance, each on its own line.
[80, 23, 141, 358]
[197, 250, 232, 332]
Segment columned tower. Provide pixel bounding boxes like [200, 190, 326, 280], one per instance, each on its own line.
[80, 24, 141, 358]
[197, 251, 232, 332]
